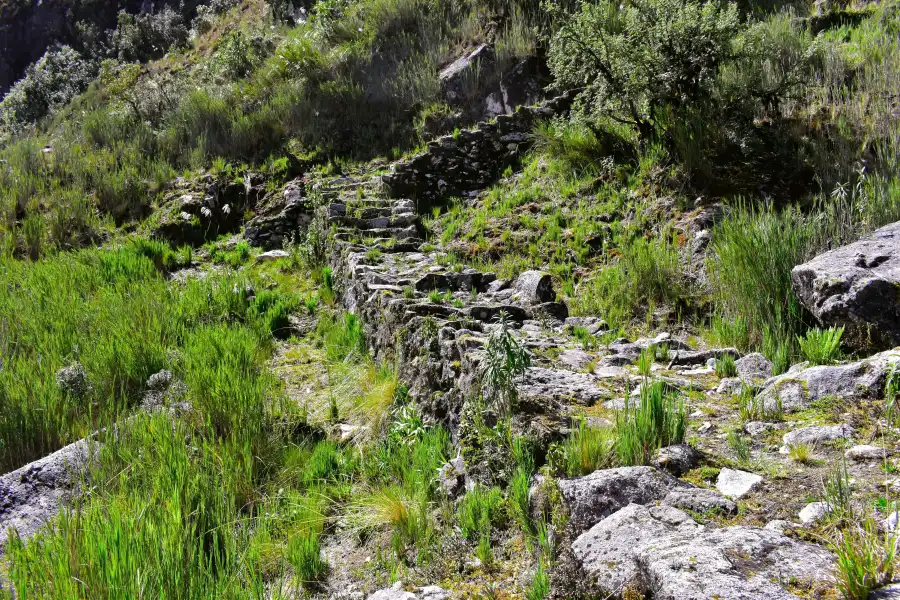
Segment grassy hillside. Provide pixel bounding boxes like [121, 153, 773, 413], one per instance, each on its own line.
[2, 0, 900, 598]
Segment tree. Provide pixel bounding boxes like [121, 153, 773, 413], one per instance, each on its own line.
[548, 0, 741, 143]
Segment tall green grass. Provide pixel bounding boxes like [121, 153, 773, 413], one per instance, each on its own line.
[0, 241, 296, 472]
[616, 381, 686, 466]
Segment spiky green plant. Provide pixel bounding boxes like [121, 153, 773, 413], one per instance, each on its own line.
[616, 381, 686, 466]
[798, 326, 844, 365]
[481, 312, 532, 415]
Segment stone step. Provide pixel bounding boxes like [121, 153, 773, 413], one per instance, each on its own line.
[328, 214, 418, 230]
[335, 225, 419, 240]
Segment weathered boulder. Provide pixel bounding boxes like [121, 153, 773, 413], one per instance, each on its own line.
[532, 466, 690, 534]
[0, 439, 93, 554]
[735, 352, 774, 382]
[791, 221, 900, 349]
[56, 362, 90, 398]
[245, 181, 313, 249]
[512, 271, 555, 304]
[439, 44, 495, 105]
[517, 367, 605, 407]
[782, 423, 853, 447]
[437, 456, 471, 498]
[573, 504, 835, 599]
[663, 487, 737, 515]
[798, 501, 831, 525]
[757, 349, 900, 413]
[846, 444, 890, 461]
[652, 444, 701, 476]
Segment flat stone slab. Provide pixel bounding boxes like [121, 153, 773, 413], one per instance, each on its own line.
[757, 349, 900, 413]
[782, 423, 854, 447]
[517, 367, 605, 406]
[0, 438, 93, 555]
[716, 468, 762, 498]
[573, 504, 835, 599]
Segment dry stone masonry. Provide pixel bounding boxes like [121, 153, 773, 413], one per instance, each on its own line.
[381, 92, 576, 210]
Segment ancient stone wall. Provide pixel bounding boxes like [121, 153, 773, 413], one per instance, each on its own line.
[381, 91, 576, 210]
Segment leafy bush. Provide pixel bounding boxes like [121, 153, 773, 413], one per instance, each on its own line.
[112, 8, 189, 63]
[549, 0, 740, 143]
[0, 45, 96, 130]
[798, 327, 844, 366]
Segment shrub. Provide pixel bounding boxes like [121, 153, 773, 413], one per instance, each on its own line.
[0, 45, 96, 130]
[112, 8, 189, 63]
[708, 202, 814, 350]
[833, 519, 898, 600]
[789, 442, 813, 464]
[526, 560, 550, 600]
[726, 431, 750, 464]
[287, 529, 328, 584]
[549, 0, 740, 143]
[616, 381, 686, 466]
[798, 327, 844, 366]
[561, 418, 614, 477]
[481, 312, 532, 414]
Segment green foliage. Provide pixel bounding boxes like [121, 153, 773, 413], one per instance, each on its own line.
[560, 417, 614, 477]
[798, 327, 844, 366]
[715, 355, 737, 378]
[708, 202, 813, 353]
[481, 312, 532, 415]
[317, 312, 366, 362]
[616, 380, 686, 466]
[576, 234, 692, 328]
[0, 45, 96, 130]
[112, 7, 189, 63]
[0, 243, 294, 472]
[550, 0, 740, 143]
[458, 486, 505, 540]
[833, 518, 897, 600]
[824, 457, 853, 522]
[726, 431, 750, 463]
[637, 347, 654, 378]
[526, 560, 550, 600]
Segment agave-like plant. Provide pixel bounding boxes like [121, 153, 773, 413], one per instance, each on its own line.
[480, 311, 532, 415]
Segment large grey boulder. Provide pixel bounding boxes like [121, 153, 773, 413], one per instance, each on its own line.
[439, 44, 494, 105]
[757, 349, 900, 413]
[573, 503, 835, 599]
[533, 466, 688, 534]
[791, 221, 900, 349]
[735, 352, 773, 383]
[0, 439, 93, 555]
[512, 271, 555, 305]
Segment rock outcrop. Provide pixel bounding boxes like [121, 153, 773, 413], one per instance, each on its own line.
[756, 349, 900, 413]
[531, 467, 736, 535]
[573, 503, 834, 599]
[792, 221, 900, 349]
[0, 438, 93, 555]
